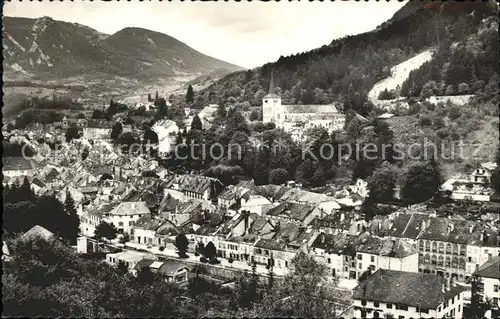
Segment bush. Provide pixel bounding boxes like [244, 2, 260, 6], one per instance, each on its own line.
[200, 257, 208, 263]
[228, 258, 234, 264]
[209, 257, 221, 265]
[418, 116, 432, 127]
[159, 246, 165, 251]
[194, 252, 199, 257]
[448, 107, 461, 121]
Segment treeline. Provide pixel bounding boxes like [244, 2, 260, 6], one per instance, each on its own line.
[183, 3, 496, 115]
[2, 235, 340, 318]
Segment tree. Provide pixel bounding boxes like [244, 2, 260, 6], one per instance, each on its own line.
[65, 124, 79, 143]
[117, 132, 140, 154]
[458, 82, 470, 95]
[175, 234, 189, 258]
[367, 162, 397, 203]
[64, 191, 80, 245]
[110, 122, 123, 141]
[185, 85, 195, 104]
[94, 222, 118, 241]
[117, 260, 129, 275]
[401, 158, 442, 204]
[252, 251, 337, 318]
[249, 110, 259, 121]
[203, 241, 217, 260]
[191, 115, 203, 131]
[269, 168, 289, 185]
[154, 98, 168, 119]
[148, 93, 152, 102]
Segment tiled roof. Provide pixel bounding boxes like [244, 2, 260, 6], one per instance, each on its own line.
[110, 201, 151, 216]
[284, 104, 339, 114]
[20, 225, 56, 241]
[352, 269, 467, 309]
[473, 256, 500, 279]
[266, 202, 315, 221]
[158, 259, 188, 276]
[312, 232, 354, 255]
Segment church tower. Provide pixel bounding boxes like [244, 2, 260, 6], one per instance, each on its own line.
[262, 72, 284, 127]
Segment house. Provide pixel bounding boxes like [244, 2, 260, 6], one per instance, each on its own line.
[3, 157, 36, 178]
[354, 235, 419, 277]
[352, 269, 467, 319]
[157, 260, 189, 283]
[217, 180, 254, 210]
[105, 201, 152, 234]
[473, 256, 500, 309]
[370, 213, 500, 282]
[311, 232, 356, 278]
[152, 119, 179, 155]
[79, 201, 120, 237]
[131, 215, 179, 249]
[134, 258, 189, 284]
[20, 225, 57, 241]
[161, 174, 224, 202]
[266, 202, 319, 226]
[106, 251, 157, 271]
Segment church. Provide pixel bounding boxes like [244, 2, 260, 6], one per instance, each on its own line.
[262, 74, 345, 141]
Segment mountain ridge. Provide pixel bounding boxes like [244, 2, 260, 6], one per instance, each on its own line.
[2, 16, 244, 81]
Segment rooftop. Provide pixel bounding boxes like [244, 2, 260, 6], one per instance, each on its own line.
[473, 256, 500, 279]
[110, 201, 151, 216]
[107, 251, 156, 263]
[352, 269, 467, 309]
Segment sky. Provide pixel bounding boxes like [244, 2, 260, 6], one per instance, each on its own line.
[4, 1, 406, 69]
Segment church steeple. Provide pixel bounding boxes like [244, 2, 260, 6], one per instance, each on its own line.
[268, 72, 275, 95]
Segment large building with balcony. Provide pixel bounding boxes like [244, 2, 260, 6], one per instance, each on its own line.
[352, 269, 466, 319]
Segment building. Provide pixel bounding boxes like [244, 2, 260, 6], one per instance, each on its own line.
[161, 174, 224, 203]
[3, 157, 36, 178]
[106, 251, 157, 271]
[133, 258, 189, 283]
[151, 119, 179, 155]
[266, 202, 319, 226]
[354, 236, 419, 277]
[262, 74, 345, 135]
[473, 256, 500, 309]
[105, 201, 152, 234]
[352, 269, 467, 319]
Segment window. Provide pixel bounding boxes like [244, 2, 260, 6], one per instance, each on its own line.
[327, 258, 331, 264]
[373, 301, 379, 308]
[398, 316, 404, 319]
[419, 308, 429, 314]
[494, 285, 499, 292]
[386, 303, 393, 309]
[493, 298, 498, 305]
[371, 256, 375, 262]
[118, 222, 123, 226]
[357, 254, 362, 260]
[358, 263, 362, 269]
[396, 304, 408, 311]
[438, 242, 444, 254]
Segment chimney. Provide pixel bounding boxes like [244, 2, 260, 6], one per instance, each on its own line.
[320, 232, 325, 244]
[421, 220, 426, 230]
[481, 230, 488, 244]
[340, 212, 345, 222]
[441, 283, 445, 293]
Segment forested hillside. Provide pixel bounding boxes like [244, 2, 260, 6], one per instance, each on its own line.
[188, 1, 497, 114]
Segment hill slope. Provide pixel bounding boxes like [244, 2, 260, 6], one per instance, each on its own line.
[191, 1, 497, 112]
[2, 16, 243, 81]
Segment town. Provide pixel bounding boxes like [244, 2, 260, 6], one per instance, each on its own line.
[3, 78, 499, 318]
[2, 1, 499, 318]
